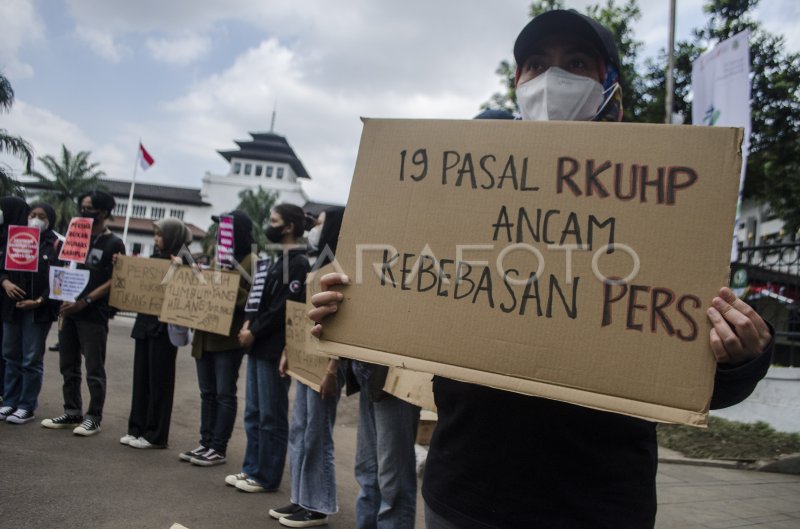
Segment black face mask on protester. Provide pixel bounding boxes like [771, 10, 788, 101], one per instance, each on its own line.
[81, 208, 101, 220]
[265, 224, 286, 243]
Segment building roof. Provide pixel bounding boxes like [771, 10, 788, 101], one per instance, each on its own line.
[218, 132, 310, 179]
[106, 217, 206, 239]
[22, 178, 210, 207]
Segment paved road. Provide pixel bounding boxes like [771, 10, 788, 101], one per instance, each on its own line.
[1, 316, 799, 529]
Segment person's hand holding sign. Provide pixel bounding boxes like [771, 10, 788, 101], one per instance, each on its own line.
[309, 273, 350, 338]
[707, 287, 772, 365]
[2, 279, 26, 301]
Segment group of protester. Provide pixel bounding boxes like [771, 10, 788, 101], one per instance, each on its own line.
[0, 9, 777, 529]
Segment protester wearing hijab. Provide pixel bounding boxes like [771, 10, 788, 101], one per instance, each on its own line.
[1, 202, 62, 424]
[181, 210, 254, 466]
[120, 218, 193, 449]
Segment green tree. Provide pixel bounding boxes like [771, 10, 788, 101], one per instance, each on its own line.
[0, 72, 33, 196]
[29, 145, 106, 233]
[482, 0, 646, 123]
[201, 186, 278, 257]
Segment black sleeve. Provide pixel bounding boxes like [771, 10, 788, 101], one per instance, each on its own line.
[248, 255, 309, 340]
[709, 322, 774, 409]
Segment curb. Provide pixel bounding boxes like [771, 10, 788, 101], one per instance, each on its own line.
[659, 450, 800, 475]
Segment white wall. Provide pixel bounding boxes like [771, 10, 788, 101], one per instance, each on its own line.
[711, 366, 800, 433]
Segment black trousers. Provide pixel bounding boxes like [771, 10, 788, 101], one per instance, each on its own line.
[127, 334, 177, 446]
[59, 317, 108, 421]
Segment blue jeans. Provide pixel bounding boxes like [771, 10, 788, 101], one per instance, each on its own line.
[289, 380, 341, 514]
[241, 354, 290, 489]
[2, 313, 51, 411]
[355, 390, 420, 529]
[195, 348, 244, 454]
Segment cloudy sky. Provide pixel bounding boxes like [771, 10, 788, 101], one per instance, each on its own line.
[1, 0, 797, 205]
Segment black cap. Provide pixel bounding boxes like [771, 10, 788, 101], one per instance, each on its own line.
[514, 10, 621, 73]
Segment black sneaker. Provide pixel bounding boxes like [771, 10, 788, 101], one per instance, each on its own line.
[73, 418, 101, 436]
[179, 445, 208, 462]
[279, 509, 328, 527]
[41, 414, 83, 429]
[190, 448, 226, 467]
[269, 504, 304, 520]
[0, 406, 14, 420]
[6, 409, 35, 424]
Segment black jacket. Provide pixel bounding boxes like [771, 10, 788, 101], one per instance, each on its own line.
[247, 249, 309, 359]
[0, 230, 62, 324]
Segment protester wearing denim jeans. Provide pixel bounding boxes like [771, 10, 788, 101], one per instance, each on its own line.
[195, 347, 245, 454]
[0, 201, 61, 425]
[232, 204, 309, 491]
[241, 355, 291, 489]
[287, 377, 342, 515]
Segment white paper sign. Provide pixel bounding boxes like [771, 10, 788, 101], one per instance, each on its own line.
[245, 258, 270, 312]
[49, 266, 90, 302]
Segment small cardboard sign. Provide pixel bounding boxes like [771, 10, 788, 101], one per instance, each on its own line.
[383, 367, 436, 411]
[109, 255, 173, 316]
[217, 215, 235, 270]
[49, 266, 90, 302]
[285, 300, 328, 391]
[245, 258, 270, 312]
[5, 226, 40, 272]
[316, 119, 745, 426]
[59, 217, 94, 263]
[159, 266, 240, 335]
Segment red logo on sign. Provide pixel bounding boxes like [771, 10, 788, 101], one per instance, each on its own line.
[5, 226, 40, 272]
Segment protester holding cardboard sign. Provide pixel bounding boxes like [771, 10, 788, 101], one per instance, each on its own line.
[0, 202, 62, 425]
[42, 190, 125, 437]
[119, 218, 193, 450]
[181, 210, 253, 467]
[222, 204, 308, 499]
[309, 10, 774, 529]
[268, 206, 340, 527]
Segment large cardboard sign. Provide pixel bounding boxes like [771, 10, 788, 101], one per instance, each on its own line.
[285, 300, 328, 392]
[109, 255, 173, 316]
[383, 367, 436, 411]
[59, 217, 94, 263]
[159, 266, 240, 335]
[316, 119, 744, 426]
[5, 226, 40, 272]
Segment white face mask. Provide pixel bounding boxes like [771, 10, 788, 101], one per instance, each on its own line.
[517, 67, 604, 122]
[28, 217, 48, 232]
[307, 226, 322, 250]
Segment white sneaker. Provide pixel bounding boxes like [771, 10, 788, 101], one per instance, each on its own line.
[6, 409, 35, 424]
[120, 434, 137, 445]
[235, 478, 269, 493]
[225, 472, 248, 486]
[129, 437, 157, 449]
[0, 406, 14, 420]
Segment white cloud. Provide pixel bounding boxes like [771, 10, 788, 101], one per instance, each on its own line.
[146, 33, 212, 65]
[0, 0, 44, 79]
[75, 26, 129, 63]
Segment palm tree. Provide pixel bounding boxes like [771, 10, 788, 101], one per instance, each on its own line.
[29, 145, 106, 233]
[0, 71, 33, 196]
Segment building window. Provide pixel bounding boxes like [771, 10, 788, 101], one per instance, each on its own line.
[169, 209, 185, 220]
[277, 167, 284, 179]
[113, 203, 127, 216]
[266, 166, 273, 177]
[233, 162, 242, 174]
[255, 165, 263, 177]
[150, 207, 165, 220]
[244, 163, 252, 176]
[132, 204, 147, 218]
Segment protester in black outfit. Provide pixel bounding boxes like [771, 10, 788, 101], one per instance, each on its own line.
[42, 190, 125, 436]
[120, 218, 193, 449]
[308, 10, 774, 529]
[0, 197, 32, 410]
[0, 202, 62, 424]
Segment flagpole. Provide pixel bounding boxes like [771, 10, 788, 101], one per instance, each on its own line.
[122, 142, 140, 246]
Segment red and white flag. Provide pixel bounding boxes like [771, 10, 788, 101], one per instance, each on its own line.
[138, 143, 155, 171]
